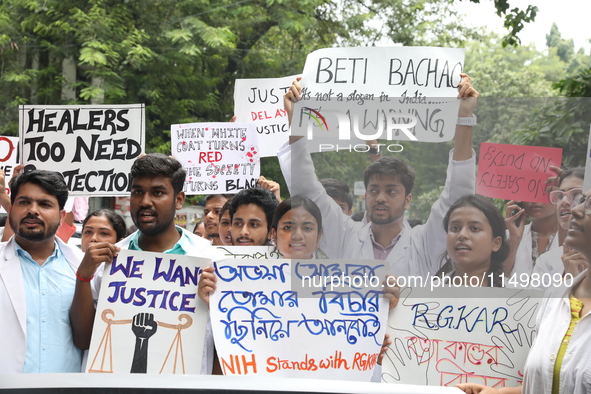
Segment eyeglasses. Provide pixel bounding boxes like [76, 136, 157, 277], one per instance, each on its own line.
[570, 193, 591, 216]
[549, 188, 583, 205]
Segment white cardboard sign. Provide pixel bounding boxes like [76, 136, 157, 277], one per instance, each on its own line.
[210, 258, 389, 381]
[234, 76, 297, 157]
[0, 136, 19, 212]
[171, 122, 260, 194]
[86, 249, 210, 374]
[291, 47, 465, 149]
[19, 104, 144, 196]
[381, 286, 541, 388]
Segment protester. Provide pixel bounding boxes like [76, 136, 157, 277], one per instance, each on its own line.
[533, 167, 587, 284]
[270, 195, 323, 259]
[280, 73, 478, 278]
[0, 170, 84, 373]
[458, 187, 591, 394]
[80, 209, 126, 251]
[199, 187, 279, 305]
[1, 165, 78, 244]
[435, 194, 509, 287]
[218, 200, 233, 246]
[228, 187, 279, 246]
[203, 194, 230, 245]
[319, 178, 353, 215]
[193, 218, 208, 239]
[504, 195, 559, 276]
[70, 153, 220, 374]
[203, 177, 280, 246]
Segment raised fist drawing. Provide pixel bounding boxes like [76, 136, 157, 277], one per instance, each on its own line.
[130, 313, 158, 373]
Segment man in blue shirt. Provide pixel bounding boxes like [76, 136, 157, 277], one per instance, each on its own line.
[0, 170, 83, 373]
[71, 153, 220, 373]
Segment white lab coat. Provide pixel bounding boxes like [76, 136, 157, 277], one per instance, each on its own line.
[509, 223, 559, 278]
[277, 139, 476, 278]
[0, 236, 83, 373]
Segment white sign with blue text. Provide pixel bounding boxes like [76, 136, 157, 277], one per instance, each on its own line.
[210, 258, 389, 381]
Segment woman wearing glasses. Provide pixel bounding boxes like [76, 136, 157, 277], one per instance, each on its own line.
[458, 187, 591, 394]
[532, 167, 587, 287]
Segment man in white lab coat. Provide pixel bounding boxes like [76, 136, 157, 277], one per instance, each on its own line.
[279, 74, 478, 278]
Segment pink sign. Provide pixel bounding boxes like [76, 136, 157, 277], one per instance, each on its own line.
[476, 143, 562, 203]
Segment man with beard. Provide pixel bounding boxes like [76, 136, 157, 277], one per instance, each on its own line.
[279, 74, 478, 278]
[197, 187, 278, 306]
[0, 170, 84, 373]
[229, 187, 279, 246]
[70, 153, 220, 374]
[203, 194, 231, 245]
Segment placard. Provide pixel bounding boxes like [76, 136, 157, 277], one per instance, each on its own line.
[171, 122, 260, 194]
[210, 258, 389, 381]
[476, 142, 562, 203]
[381, 286, 541, 387]
[234, 76, 297, 157]
[0, 136, 19, 212]
[291, 47, 465, 150]
[18, 104, 144, 196]
[86, 249, 210, 374]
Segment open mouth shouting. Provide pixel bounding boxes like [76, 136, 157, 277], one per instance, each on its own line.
[138, 209, 158, 223]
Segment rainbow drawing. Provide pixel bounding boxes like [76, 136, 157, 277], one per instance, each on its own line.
[303, 107, 329, 131]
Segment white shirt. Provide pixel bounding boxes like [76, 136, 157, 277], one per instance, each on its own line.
[510, 223, 559, 277]
[522, 270, 591, 394]
[278, 138, 476, 278]
[0, 237, 83, 374]
[531, 247, 565, 289]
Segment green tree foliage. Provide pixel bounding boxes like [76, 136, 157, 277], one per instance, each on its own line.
[464, 0, 537, 47]
[0, 0, 544, 214]
[0, 0, 538, 141]
[508, 25, 591, 168]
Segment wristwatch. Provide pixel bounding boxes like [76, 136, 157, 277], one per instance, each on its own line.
[457, 114, 477, 126]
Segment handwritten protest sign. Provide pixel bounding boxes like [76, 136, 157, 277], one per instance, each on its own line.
[290, 47, 465, 150]
[234, 76, 297, 157]
[382, 286, 541, 387]
[210, 258, 389, 381]
[0, 136, 19, 211]
[18, 104, 144, 196]
[476, 143, 562, 203]
[216, 245, 281, 260]
[87, 250, 210, 374]
[171, 122, 260, 194]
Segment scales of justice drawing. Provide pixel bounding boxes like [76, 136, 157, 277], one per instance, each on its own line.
[88, 310, 194, 374]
